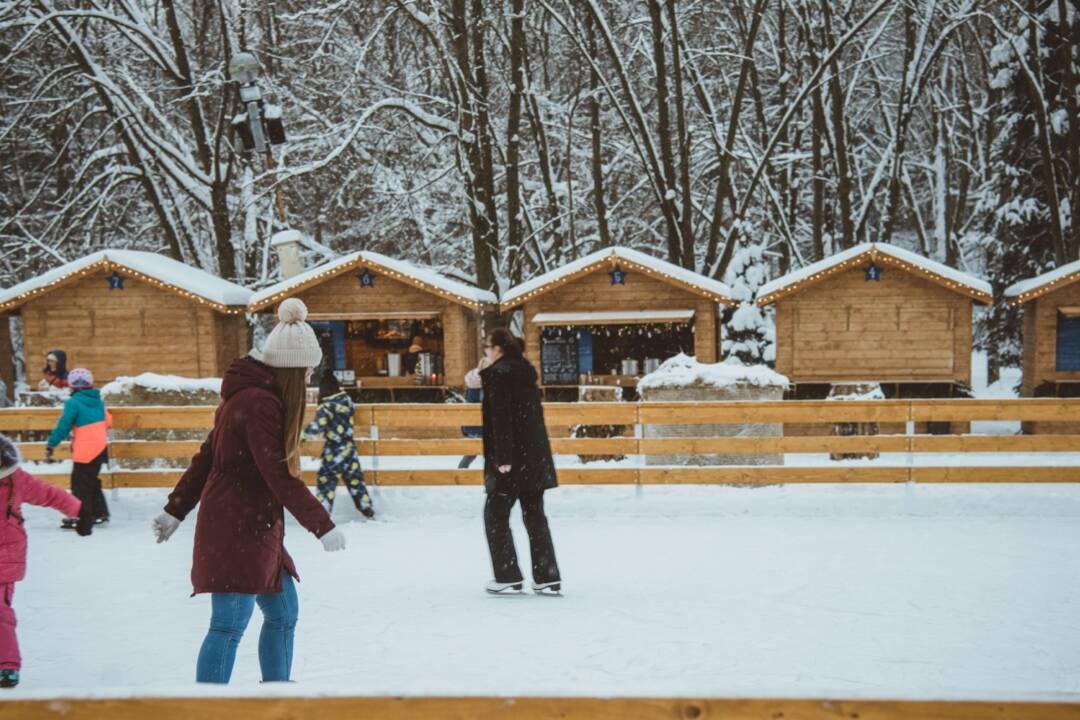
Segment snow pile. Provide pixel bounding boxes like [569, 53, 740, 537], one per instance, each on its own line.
[637, 353, 789, 391]
[101, 373, 221, 399]
[970, 351, 1022, 399]
[827, 385, 887, 401]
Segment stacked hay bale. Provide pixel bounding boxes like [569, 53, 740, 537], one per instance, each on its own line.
[638, 354, 789, 466]
[101, 373, 221, 470]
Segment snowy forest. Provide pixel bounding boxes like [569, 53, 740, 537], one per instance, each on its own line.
[1, 1, 1079, 378]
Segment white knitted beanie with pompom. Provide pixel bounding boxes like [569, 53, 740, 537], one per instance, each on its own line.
[257, 298, 323, 368]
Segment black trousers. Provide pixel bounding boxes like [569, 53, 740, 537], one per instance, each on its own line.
[70, 450, 109, 521]
[484, 489, 560, 585]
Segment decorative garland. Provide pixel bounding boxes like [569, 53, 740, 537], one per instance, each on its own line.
[502, 254, 734, 311]
[756, 249, 991, 306]
[0, 260, 244, 315]
[250, 254, 487, 312]
[1008, 268, 1080, 306]
[543, 321, 693, 338]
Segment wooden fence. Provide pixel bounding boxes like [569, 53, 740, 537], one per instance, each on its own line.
[3, 398, 1079, 487]
[5, 696, 1079, 719]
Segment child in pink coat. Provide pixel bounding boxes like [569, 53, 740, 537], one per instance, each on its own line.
[0, 433, 84, 688]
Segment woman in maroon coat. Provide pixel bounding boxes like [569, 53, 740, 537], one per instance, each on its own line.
[152, 299, 345, 684]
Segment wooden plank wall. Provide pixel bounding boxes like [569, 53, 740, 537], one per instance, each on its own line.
[213, 313, 250, 374]
[290, 269, 479, 387]
[441, 304, 470, 386]
[1020, 284, 1080, 434]
[773, 267, 974, 384]
[1026, 282, 1080, 390]
[19, 272, 234, 383]
[6, 695, 1079, 720]
[521, 268, 719, 377]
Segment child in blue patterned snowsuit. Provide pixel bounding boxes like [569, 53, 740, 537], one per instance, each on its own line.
[303, 374, 374, 519]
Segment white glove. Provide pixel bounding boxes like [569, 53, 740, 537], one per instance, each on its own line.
[320, 527, 346, 552]
[152, 512, 181, 544]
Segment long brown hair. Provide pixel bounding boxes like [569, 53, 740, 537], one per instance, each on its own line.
[272, 367, 309, 477]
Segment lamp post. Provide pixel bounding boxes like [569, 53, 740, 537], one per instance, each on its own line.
[228, 51, 287, 222]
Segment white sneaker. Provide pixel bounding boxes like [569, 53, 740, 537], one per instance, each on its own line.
[532, 581, 562, 596]
[485, 580, 524, 595]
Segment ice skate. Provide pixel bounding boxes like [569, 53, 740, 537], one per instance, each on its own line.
[532, 581, 562, 596]
[485, 580, 524, 595]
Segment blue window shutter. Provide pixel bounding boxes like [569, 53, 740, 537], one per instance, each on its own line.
[310, 321, 347, 372]
[331, 321, 346, 371]
[1056, 315, 1080, 371]
[578, 329, 593, 373]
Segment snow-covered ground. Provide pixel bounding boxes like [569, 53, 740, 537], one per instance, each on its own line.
[5, 484, 1080, 701]
[969, 351, 1023, 435]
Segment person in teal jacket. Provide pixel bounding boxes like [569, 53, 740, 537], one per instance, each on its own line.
[303, 374, 374, 519]
[45, 368, 111, 532]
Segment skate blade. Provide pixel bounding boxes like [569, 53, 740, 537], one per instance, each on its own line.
[485, 583, 525, 596]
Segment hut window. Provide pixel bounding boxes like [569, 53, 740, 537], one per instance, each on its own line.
[1056, 314, 1080, 371]
[310, 318, 445, 380]
[539, 321, 694, 384]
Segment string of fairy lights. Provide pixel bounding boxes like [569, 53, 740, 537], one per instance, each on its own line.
[755, 250, 993, 306]
[249, 254, 487, 312]
[5, 246, 1042, 325]
[0, 260, 244, 315]
[1007, 266, 1080, 306]
[543, 321, 693, 338]
[499, 252, 736, 312]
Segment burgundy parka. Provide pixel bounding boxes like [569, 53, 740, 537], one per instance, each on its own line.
[164, 357, 334, 594]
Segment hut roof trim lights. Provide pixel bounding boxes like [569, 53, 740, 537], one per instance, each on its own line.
[1005, 258, 1080, 305]
[248, 250, 497, 312]
[531, 309, 696, 326]
[0, 250, 252, 314]
[756, 242, 993, 307]
[500, 246, 737, 312]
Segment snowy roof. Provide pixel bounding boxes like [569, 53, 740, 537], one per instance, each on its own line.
[532, 309, 695, 325]
[248, 251, 497, 311]
[637, 353, 790, 391]
[756, 243, 992, 306]
[0, 250, 251, 314]
[500, 247, 736, 310]
[1004, 258, 1080, 303]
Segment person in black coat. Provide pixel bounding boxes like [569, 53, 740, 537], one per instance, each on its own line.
[479, 328, 561, 595]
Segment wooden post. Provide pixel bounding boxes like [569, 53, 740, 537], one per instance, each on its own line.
[0, 316, 14, 403]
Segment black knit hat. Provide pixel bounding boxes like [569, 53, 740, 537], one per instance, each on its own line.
[0, 434, 19, 479]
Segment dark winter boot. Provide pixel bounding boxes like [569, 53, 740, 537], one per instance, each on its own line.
[356, 493, 375, 519]
[0, 670, 19, 688]
[60, 518, 77, 530]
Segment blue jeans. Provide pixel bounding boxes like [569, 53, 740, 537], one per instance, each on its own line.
[195, 571, 298, 683]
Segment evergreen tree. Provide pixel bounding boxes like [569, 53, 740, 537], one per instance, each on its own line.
[977, 2, 1079, 382]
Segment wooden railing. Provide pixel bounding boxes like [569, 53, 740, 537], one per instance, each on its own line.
[3, 399, 1079, 487]
[5, 696, 1079, 719]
